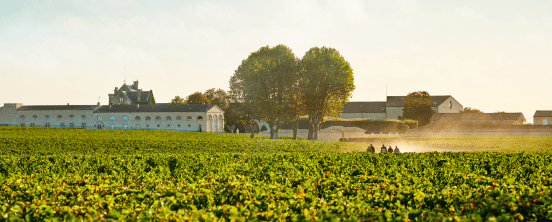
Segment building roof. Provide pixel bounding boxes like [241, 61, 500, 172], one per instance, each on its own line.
[386, 95, 453, 107]
[534, 110, 552, 117]
[341, 102, 386, 113]
[431, 113, 526, 122]
[93, 104, 219, 113]
[124, 91, 152, 103]
[17, 105, 100, 111]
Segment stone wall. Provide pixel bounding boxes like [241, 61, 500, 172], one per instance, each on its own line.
[534, 117, 551, 125]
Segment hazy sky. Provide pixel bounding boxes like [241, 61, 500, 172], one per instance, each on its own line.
[1, 0, 551, 121]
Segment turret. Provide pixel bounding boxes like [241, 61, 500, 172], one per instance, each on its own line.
[132, 80, 139, 90]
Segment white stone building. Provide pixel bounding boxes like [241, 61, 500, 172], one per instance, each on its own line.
[0, 103, 224, 132]
[339, 95, 463, 120]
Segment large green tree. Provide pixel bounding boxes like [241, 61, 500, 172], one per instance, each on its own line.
[229, 44, 300, 139]
[186, 92, 211, 105]
[169, 96, 186, 105]
[204, 88, 229, 110]
[402, 91, 435, 126]
[300, 47, 355, 140]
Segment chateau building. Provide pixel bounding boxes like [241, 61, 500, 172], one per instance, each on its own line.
[0, 81, 224, 132]
[339, 95, 463, 120]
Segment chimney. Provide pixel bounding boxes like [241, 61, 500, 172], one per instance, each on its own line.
[67, 103, 69, 106]
[137, 89, 142, 103]
[133, 80, 139, 90]
[114, 87, 118, 94]
[97, 102, 101, 106]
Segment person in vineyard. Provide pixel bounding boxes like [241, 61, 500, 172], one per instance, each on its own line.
[394, 146, 400, 153]
[381, 144, 387, 153]
[388, 146, 393, 153]
[367, 144, 375, 153]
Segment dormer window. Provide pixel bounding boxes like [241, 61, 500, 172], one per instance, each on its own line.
[81, 115, 86, 120]
[166, 116, 172, 121]
[119, 98, 123, 103]
[155, 116, 161, 120]
[449, 101, 453, 109]
[33, 115, 37, 120]
[197, 116, 203, 120]
[20, 115, 25, 120]
[57, 115, 62, 120]
[69, 115, 74, 120]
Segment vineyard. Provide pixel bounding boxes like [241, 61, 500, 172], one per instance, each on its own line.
[1, 127, 552, 221]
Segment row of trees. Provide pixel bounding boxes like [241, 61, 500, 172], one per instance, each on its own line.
[170, 88, 229, 110]
[229, 45, 355, 140]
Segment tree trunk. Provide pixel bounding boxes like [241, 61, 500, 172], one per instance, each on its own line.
[227, 125, 235, 133]
[248, 122, 255, 138]
[314, 122, 319, 140]
[292, 116, 298, 140]
[274, 119, 280, 139]
[307, 115, 314, 140]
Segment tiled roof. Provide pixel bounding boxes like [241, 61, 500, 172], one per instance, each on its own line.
[341, 102, 386, 113]
[431, 113, 526, 122]
[17, 105, 100, 111]
[534, 110, 552, 117]
[93, 104, 218, 113]
[410, 123, 552, 132]
[386, 95, 452, 107]
[124, 91, 152, 103]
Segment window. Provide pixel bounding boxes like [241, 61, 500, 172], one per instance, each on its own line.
[449, 101, 453, 109]
[146, 124, 149, 128]
[60, 123, 65, 127]
[110, 116, 115, 120]
[123, 125, 128, 129]
[69, 115, 74, 120]
[57, 115, 62, 120]
[110, 125, 114, 129]
[155, 116, 161, 120]
[145, 116, 151, 121]
[69, 123, 75, 127]
[45, 115, 49, 119]
[33, 115, 37, 120]
[81, 123, 86, 128]
[188, 124, 191, 127]
[544, 119, 548, 125]
[187, 116, 192, 120]
[166, 116, 172, 121]
[20, 123, 25, 126]
[157, 124, 160, 128]
[135, 116, 141, 120]
[20, 115, 25, 119]
[45, 123, 50, 127]
[178, 124, 181, 127]
[119, 98, 123, 103]
[97, 116, 102, 120]
[81, 115, 86, 120]
[123, 116, 128, 120]
[167, 124, 170, 128]
[176, 116, 182, 120]
[197, 116, 203, 120]
[30, 123, 35, 127]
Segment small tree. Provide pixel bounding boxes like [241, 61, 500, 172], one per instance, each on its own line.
[170, 96, 186, 105]
[204, 88, 229, 110]
[402, 91, 435, 126]
[460, 107, 483, 113]
[186, 92, 211, 105]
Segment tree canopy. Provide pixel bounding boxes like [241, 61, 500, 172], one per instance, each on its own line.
[402, 91, 435, 126]
[229, 44, 300, 139]
[204, 88, 229, 110]
[186, 92, 211, 105]
[300, 46, 355, 140]
[170, 96, 186, 105]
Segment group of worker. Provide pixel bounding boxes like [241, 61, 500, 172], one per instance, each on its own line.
[366, 144, 400, 153]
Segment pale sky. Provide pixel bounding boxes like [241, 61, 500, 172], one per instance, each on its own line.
[1, 0, 551, 122]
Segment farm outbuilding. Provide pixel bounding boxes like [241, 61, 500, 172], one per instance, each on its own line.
[533, 110, 552, 125]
